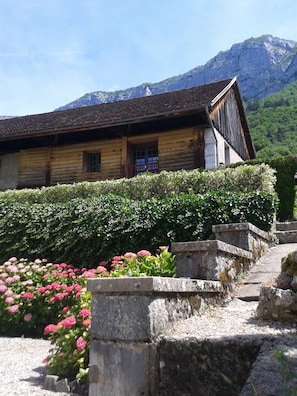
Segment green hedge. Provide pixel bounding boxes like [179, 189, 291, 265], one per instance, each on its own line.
[0, 191, 277, 267]
[0, 164, 275, 204]
[244, 156, 297, 221]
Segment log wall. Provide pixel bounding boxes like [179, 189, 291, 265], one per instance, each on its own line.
[17, 127, 205, 187]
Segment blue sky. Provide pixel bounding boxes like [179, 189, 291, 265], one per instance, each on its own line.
[1, 0, 297, 116]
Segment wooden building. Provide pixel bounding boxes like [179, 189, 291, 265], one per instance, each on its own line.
[0, 77, 255, 191]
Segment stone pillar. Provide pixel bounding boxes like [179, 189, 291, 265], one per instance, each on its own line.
[87, 277, 221, 396]
[172, 240, 252, 281]
[212, 222, 271, 259]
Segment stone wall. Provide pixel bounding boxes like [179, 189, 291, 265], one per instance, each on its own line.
[87, 222, 272, 396]
[87, 277, 222, 396]
[212, 222, 271, 259]
[158, 336, 262, 396]
[171, 240, 252, 289]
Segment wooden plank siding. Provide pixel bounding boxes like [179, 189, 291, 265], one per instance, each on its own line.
[50, 140, 122, 184]
[18, 126, 205, 187]
[158, 128, 202, 171]
[211, 89, 249, 160]
[18, 147, 49, 187]
[126, 127, 205, 172]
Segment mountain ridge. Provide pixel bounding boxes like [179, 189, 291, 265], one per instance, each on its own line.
[57, 34, 297, 111]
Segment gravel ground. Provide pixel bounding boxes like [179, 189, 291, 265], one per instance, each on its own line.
[0, 337, 68, 396]
[170, 298, 297, 339]
[0, 301, 296, 395]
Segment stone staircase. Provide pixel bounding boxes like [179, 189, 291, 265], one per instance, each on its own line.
[274, 221, 297, 243]
[236, 241, 297, 302]
[235, 221, 297, 302]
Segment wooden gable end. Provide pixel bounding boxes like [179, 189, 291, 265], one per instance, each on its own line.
[210, 88, 250, 160]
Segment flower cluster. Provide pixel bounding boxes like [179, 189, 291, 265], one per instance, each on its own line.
[0, 257, 95, 336]
[43, 289, 91, 382]
[0, 257, 94, 382]
[99, 247, 176, 278]
[0, 249, 176, 384]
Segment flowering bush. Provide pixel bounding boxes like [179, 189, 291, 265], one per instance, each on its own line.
[0, 256, 94, 383]
[97, 247, 176, 278]
[44, 289, 91, 382]
[0, 249, 176, 383]
[0, 257, 87, 336]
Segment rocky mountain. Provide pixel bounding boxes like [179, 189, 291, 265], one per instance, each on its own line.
[57, 35, 297, 111]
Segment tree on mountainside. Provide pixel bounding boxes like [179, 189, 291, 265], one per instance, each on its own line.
[246, 80, 297, 159]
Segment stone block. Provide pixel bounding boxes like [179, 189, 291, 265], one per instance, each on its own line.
[171, 240, 252, 281]
[89, 340, 158, 396]
[43, 375, 59, 392]
[88, 277, 222, 341]
[257, 286, 297, 322]
[212, 222, 270, 259]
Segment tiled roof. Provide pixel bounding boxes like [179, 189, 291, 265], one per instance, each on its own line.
[0, 79, 234, 140]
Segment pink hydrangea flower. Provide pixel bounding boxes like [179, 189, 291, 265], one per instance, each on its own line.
[80, 270, 96, 278]
[82, 318, 91, 328]
[23, 292, 34, 299]
[79, 309, 91, 318]
[50, 282, 60, 291]
[0, 284, 8, 293]
[7, 265, 18, 273]
[7, 305, 19, 313]
[5, 297, 14, 304]
[62, 306, 70, 314]
[137, 250, 152, 257]
[5, 277, 16, 284]
[4, 289, 13, 296]
[22, 280, 33, 286]
[124, 252, 137, 259]
[76, 336, 87, 351]
[23, 313, 32, 322]
[113, 256, 122, 261]
[50, 292, 68, 303]
[96, 265, 108, 275]
[44, 324, 58, 335]
[60, 315, 76, 329]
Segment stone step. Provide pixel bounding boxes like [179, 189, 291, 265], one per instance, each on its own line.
[275, 221, 297, 231]
[236, 284, 260, 301]
[274, 230, 297, 244]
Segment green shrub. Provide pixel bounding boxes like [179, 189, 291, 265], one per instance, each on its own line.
[0, 164, 276, 204]
[102, 247, 176, 278]
[245, 156, 297, 220]
[0, 191, 277, 267]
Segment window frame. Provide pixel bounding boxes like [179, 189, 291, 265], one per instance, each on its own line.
[84, 152, 101, 173]
[128, 141, 158, 176]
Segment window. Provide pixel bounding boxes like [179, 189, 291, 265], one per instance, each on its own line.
[131, 143, 158, 176]
[224, 144, 230, 165]
[85, 153, 101, 172]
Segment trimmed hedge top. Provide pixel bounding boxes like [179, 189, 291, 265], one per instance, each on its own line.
[0, 163, 276, 204]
